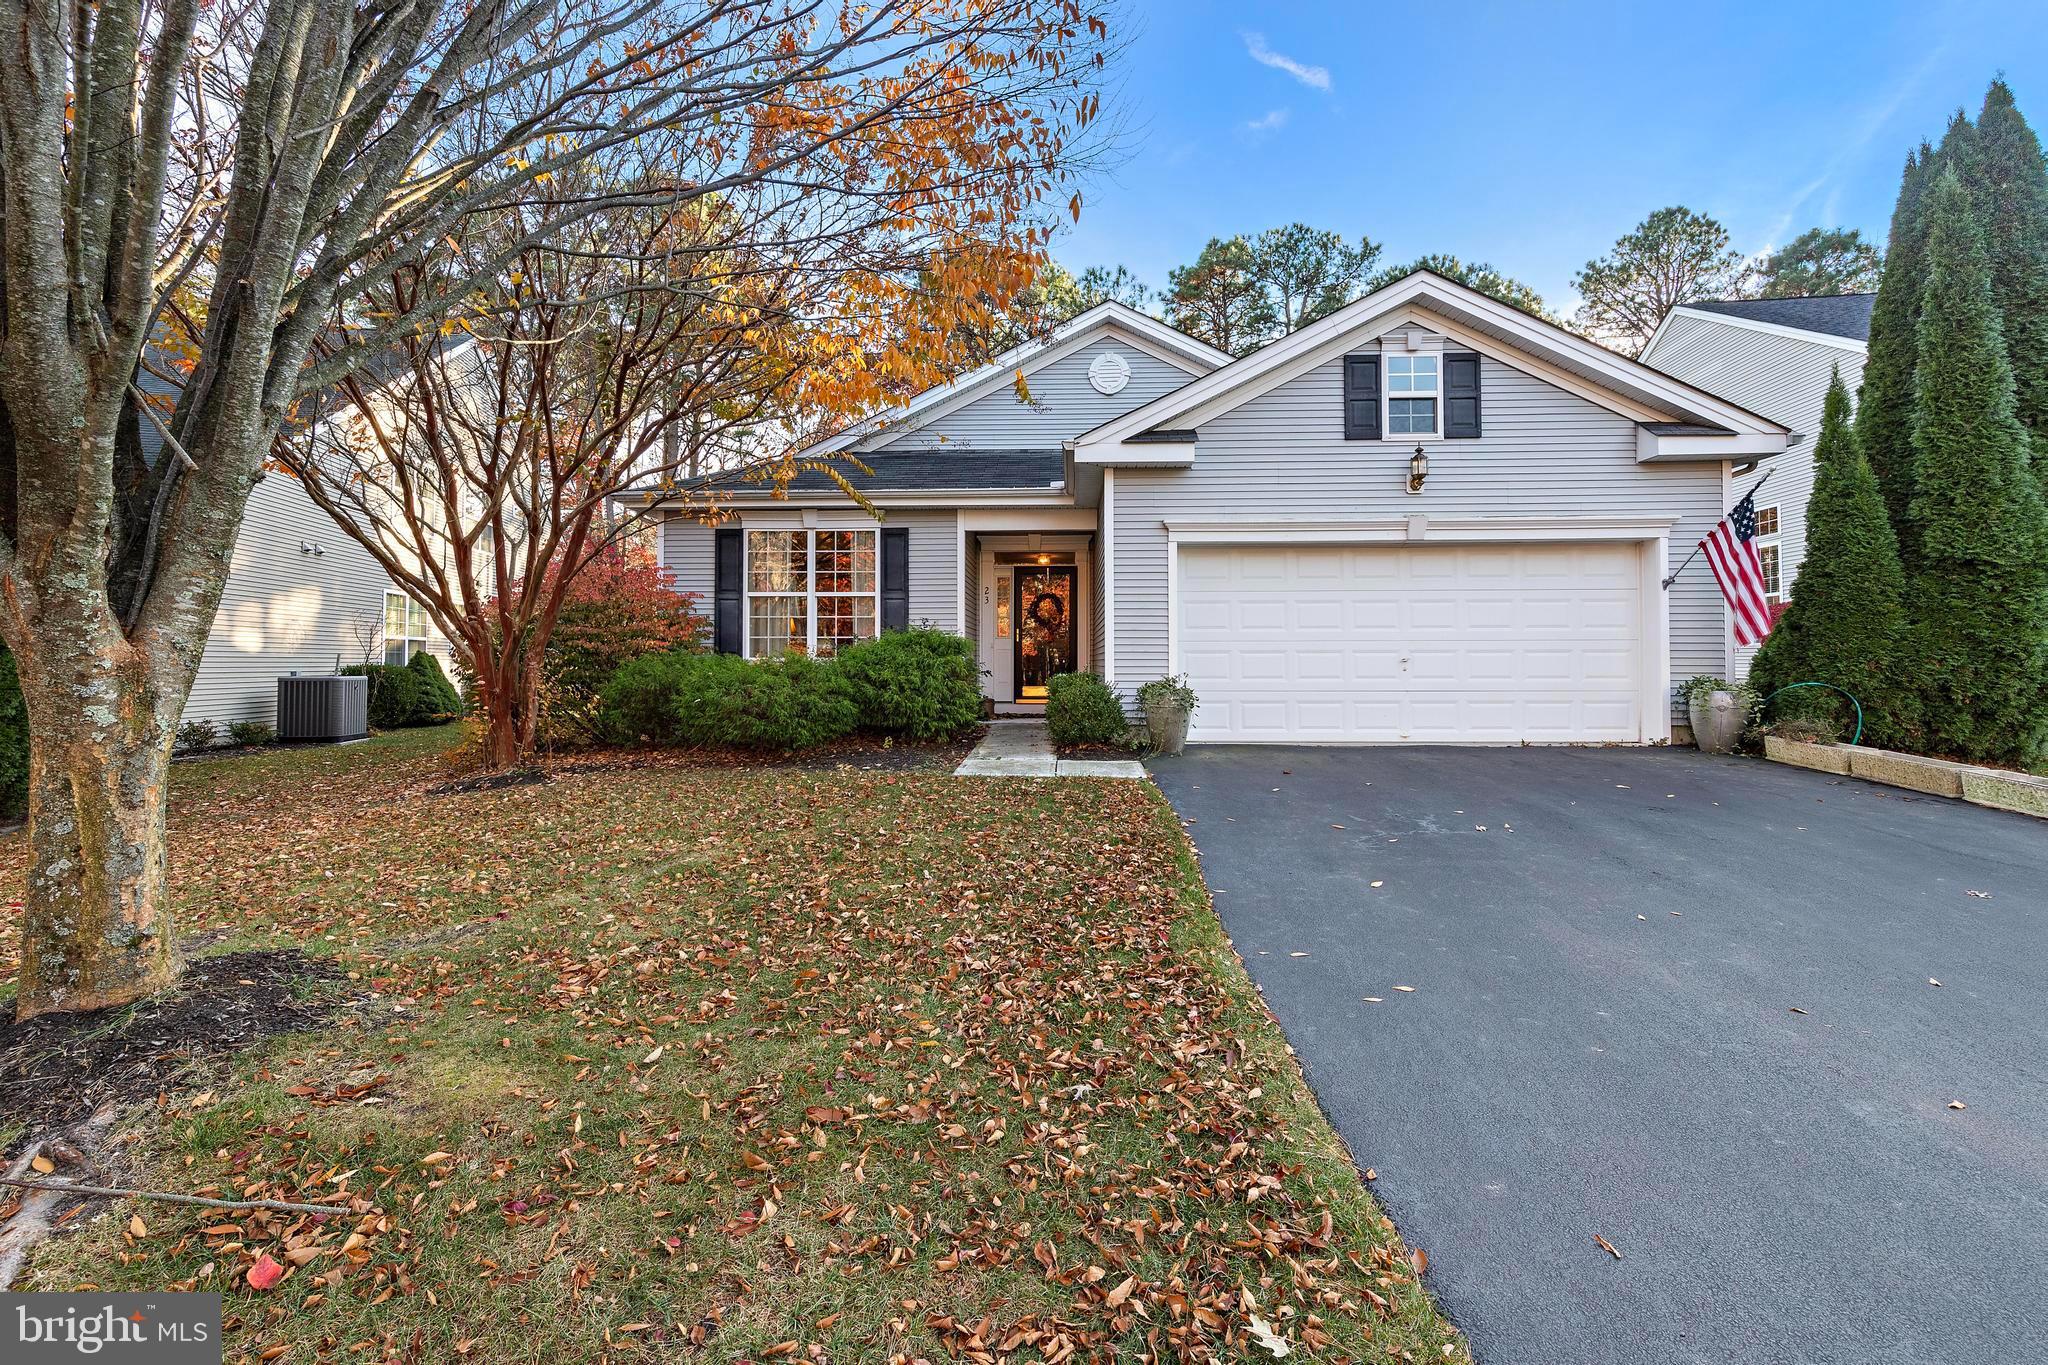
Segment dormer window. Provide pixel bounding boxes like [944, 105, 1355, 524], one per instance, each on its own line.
[1386, 355, 1439, 435]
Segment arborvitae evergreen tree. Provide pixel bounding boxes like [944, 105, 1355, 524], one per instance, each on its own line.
[1857, 146, 1937, 565]
[1957, 79, 2048, 464]
[1904, 168, 2048, 763]
[1750, 371, 1912, 744]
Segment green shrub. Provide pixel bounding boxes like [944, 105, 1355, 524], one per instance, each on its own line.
[341, 654, 462, 729]
[342, 663, 424, 728]
[1045, 671, 1129, 746]
[175, 719, 219, 751]
[0, 648, 26, 821]
[228, 720, 276, 747]
[406, 650, 464, 720]
[835, 629, 982, 740]
[670, 652, 857, 751]
[1748, 371, 1912, 748]
[597, 652, 700, 746]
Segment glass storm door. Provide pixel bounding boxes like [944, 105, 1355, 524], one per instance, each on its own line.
[1013, 565, 1075, 701]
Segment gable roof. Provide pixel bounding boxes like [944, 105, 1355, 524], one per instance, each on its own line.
[802, 301, 1230, 459]
[1071, 270, 1789, 465]
[1681, 293, 1875, 343]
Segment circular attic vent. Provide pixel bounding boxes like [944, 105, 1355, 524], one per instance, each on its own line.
[1087, 351, 1131, 395]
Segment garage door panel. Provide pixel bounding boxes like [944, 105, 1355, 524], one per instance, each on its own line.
[1180, 542, 1644, 743]
[1295, 650, 1346, 682]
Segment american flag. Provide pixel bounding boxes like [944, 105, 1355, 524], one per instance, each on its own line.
[1701, 492, 1775, 646]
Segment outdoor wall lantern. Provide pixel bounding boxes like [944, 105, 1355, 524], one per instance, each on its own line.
[1406, 446, 1429, 494]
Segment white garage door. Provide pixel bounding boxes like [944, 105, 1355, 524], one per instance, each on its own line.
[1178, 542, 1645, 743]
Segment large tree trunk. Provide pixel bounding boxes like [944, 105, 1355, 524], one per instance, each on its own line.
[3, 387, 249, 1021]
[466, 647, 543, 772]
[12, 638, 182, 1018]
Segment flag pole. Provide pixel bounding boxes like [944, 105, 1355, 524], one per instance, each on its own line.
[1661, 467, 1775, 589]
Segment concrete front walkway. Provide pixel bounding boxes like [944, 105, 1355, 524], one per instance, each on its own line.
[954, 719, 1146, 779]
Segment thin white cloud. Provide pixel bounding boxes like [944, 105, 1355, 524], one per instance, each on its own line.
[1242, 32, 1330, 91]
[1246, 108, 1291, 134]
[1757, 40, 1948, 249]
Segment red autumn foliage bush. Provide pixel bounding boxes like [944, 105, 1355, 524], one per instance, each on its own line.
[496, 545, 708, 743]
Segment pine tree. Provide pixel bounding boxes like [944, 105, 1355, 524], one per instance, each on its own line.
[1750, 371, 1911, 744]
[1904, 168, 2048, 764]
[1856, 146, 1936, 565]
[1957, 79, 2048, 465]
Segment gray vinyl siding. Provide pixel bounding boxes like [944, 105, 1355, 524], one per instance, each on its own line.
[1644, 311, 1864, 675]
[661, 512, 717, 606]
[1110, 354, 1727, 724]
[902, 509, 958, 629]
[877, 340, 1197, 451]
[182, 473, 455, 730]
[660, 508, 961, 637]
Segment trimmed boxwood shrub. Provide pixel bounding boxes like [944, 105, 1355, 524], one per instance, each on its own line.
[599, 651, 860, 751]
[343, 653, 463, 729]
[343, 663, 422, 729]
[834, 628, 982, 740]
[406, 650, 464, 720]
[1045, 671, 1128, 746]
[673, 652, 857, 750]
[598, 652, 700, 746]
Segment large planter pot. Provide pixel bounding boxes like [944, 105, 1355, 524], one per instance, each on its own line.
[1689, 690, 1745, 755]
[1144, 700, 1189, 756]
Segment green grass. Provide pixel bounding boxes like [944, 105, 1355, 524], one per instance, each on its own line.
[1, 731, 1461, 1363]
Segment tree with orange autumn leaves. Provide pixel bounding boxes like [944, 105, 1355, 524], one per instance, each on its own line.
[0, 0, 1119, 1018]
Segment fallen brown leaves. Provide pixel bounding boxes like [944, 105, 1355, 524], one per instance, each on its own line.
[2, 728, 1461, 1363]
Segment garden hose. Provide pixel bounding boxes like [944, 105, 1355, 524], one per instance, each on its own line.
[1761, 682, 1864, 747]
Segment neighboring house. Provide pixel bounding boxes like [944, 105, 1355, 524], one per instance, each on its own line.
[638, 272, 1788, 744]
[1642, 293, 1874, 676]
[135, 368, 456, 732]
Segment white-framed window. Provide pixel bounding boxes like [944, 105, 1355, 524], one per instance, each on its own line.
[383, 591, 430, 665]
[1386, 354, 1440, 436]
[746, 528, 878, 658]
[1755, 505, 1783, 605]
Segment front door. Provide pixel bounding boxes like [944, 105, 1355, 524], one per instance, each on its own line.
[1013, 565, 1076, 701]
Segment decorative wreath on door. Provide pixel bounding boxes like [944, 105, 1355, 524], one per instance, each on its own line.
[1028, 592, 1067, 633]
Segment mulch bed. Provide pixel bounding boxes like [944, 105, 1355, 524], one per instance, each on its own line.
[528, 731, 985, 778]
[426, 766, 551, 797]
[1055, 741, 1142, 760]
[0, 951, 348, 1150]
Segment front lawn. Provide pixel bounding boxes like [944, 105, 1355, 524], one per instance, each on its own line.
[0, 731, 1459, 1363]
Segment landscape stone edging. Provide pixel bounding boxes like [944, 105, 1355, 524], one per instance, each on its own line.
[1762, 735, 1852, 774]
[1761, 738, 2048, 818]
[1959, 769, 2048, 819]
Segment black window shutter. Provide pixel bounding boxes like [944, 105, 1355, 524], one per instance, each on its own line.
[1343, 355, 1381, 440]
[713, 527, 742, 654]
[881, 527, 910, 632]
[1444, 352, 1482, 439]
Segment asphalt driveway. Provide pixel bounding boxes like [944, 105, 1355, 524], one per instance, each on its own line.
[1149, 745, 2048, 1365]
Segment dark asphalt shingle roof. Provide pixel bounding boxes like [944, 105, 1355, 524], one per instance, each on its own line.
[1639, 421, 1733, 436]
[692, 447, 1065, 495]
[1685, 293, 1875, 342]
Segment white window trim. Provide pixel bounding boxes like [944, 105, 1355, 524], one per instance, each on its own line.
[383, 590, 430, 665]
[1755, 504, 1783, 605]
[742, 528, 880, 658]
[1384, 351, 1442, 440]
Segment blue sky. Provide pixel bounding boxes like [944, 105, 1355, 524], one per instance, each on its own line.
[1054, 1, 2048, 315]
